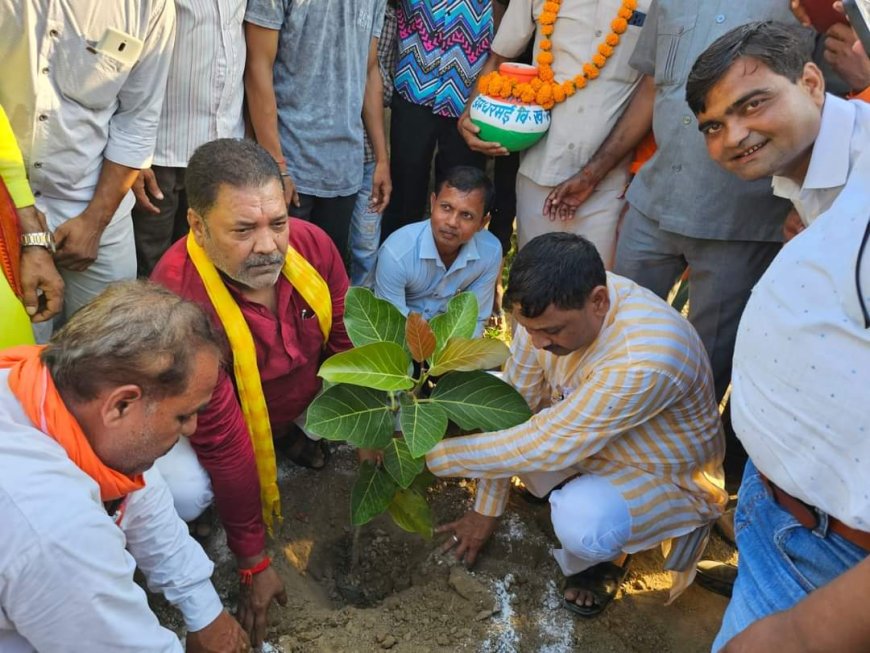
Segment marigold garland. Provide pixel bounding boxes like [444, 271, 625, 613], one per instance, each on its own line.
[478, 0, 637, 110]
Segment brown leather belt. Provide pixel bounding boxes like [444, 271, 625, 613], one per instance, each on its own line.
[760, 474, 870, 552]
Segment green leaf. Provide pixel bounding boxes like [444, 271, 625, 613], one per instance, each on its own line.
[344, 287, 406, 347]
[388, 488, 433, 538]
[429, 337, 510, 376]
[383, 438, 425, 488]
[431, 370, 532, 431]
[405, 312, 436, 362]
[319, 342, 414, 391]
[429, 293, 478, 353]
[351, 462, 398, 526]
[399, 393, 448, 458]
[305, 384, 394, 449]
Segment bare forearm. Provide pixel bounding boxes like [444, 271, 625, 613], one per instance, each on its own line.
[85, 160, 140, 227]
[244, 24, 284, 164]
[582, 75, 655, 183]
[16, 205, 48, 232]
[362, 52, 388, 163]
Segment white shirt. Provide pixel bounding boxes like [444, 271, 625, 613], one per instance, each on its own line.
[0, 0, 175, 215]
[771, 94, 870, 225]
[153, 0, 246, 167]
[0, 370, 222, 653]
[731, 183, 870, 530]
[491, 0, 650, 188]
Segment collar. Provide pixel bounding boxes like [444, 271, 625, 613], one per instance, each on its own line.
[772, 94, 855, 199]
[419, 221, 481, 271]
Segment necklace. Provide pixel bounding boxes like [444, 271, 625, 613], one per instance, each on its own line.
[478, 0, 638, 109]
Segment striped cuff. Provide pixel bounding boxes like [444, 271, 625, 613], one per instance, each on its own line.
[473, 478, 510, 517]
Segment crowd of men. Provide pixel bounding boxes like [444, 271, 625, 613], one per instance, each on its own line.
[1, 0, 869, 651]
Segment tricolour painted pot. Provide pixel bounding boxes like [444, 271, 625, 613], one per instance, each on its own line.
[469, 94, 550, 153]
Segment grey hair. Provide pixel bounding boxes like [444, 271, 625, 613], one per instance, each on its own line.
[41, 280, 225, 402]
[185, 138, 283, 217]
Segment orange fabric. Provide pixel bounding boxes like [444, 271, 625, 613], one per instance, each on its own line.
[0, 345, 145, 501]
[629, 131, 657, 175]
[849, 86, 870, 103]
[0, 176, 21, 297]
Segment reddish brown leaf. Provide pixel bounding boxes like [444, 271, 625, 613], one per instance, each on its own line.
[405, 312, 436, 362]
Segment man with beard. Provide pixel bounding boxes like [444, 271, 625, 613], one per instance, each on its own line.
[151, 138, 352, 648]
[373, 166, 501, 336]
[427, 232, 727, 617]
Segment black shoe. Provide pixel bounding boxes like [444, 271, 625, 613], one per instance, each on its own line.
[695, 560, 736, 598]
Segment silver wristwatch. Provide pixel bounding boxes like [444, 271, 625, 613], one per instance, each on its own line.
[20, 231, 56, 254]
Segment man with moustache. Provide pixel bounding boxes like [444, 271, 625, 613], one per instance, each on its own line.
[685, 22, 870, 651]
[373, 166, 501, 335]
[151, 138, 352, 648]
[427, 232, 727, 617]
[0, 281, 250, 652]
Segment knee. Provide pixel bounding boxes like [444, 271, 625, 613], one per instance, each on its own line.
[549, 478, 631, 561]
[154, 440, 213, 522]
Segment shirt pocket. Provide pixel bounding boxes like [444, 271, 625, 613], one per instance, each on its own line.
[653, 11, 697, 87]
[597, 1, 651, 85]
[56, 40, 133, 110]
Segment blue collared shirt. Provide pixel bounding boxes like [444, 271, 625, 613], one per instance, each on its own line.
[373, 220, 501, 334]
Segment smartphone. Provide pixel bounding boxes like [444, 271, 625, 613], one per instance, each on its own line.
[803, 0, 848, 32]
[843, 0, 870, 55]
[95, 27, 143, 66]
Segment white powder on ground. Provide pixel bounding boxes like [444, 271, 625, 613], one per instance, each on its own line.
[534, 579, 575, 653]
[480, 574, 519, 653]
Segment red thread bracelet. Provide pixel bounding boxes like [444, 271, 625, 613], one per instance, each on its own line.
[239, 556, 272, 585]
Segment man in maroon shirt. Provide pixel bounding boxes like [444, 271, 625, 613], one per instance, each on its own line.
[150, 139, 352, 647]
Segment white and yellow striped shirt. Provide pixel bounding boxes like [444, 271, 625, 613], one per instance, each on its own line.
[427, 273, 727, 570]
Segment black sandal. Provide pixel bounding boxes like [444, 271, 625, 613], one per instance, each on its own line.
[277, 432, 331, 470]
[562, 555, 632, 618]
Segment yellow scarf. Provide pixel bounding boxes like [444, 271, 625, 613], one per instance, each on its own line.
[186, 232, 332, 530]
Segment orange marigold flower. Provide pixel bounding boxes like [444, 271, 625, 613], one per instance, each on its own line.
[488, 77, 502, 94]
[539, 39, 553, 51]
[499, 84, 513, 99]
[520, 88, 536, 103]
[563, 81, 576, 97]
[583, 63, 600, 79]
[574, 74, 588, 89]
[478, 78, 489, 94]
[606, 33, 620, 46]
[539, 67, 555, 81]
[539, 11, 556, 25]
[618, 6, 633, 19]
[611, 17, 628, 34]
[543, 1, 560, 13]
[536, 85, 552, 103]
[552, 85, 566, 103]
[537, 51, 554, 65]
[541, 24, 555, 36]
[623, 0, 638, 10]
[592, 53, 607, 68]
[530, 77, 544, 91]
[598, 43, 614, 57]
[541, 98, 555, 110]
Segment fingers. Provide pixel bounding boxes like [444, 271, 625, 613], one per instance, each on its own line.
[458, 114, 509, 156]
[237, 595, 255, 644]
[276, 589, 288, 607]
[252, 604, 268, 648]
[133, 170, 161, 214]
[143, 168, 164, 200]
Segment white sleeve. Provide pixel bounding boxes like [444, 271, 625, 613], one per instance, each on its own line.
[120, 466, 224, 632]
[0, 487, 184, 652]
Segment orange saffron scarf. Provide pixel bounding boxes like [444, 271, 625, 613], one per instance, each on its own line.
[0, 345, 145, 500]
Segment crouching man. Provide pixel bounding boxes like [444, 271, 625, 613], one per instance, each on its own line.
[0, 281, 249, 652]
[427, 233, 727, 616]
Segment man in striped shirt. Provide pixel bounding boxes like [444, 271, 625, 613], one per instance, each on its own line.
[427, 232, 727, 615]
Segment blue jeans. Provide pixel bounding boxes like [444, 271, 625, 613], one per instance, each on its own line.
[349, 160, 381, 287]
[713, 460, 867, 651]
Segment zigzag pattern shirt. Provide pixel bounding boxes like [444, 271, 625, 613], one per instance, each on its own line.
[395, 0, 493, 118]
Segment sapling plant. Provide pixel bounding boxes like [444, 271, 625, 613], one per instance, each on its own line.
[305, 288, 531, 537]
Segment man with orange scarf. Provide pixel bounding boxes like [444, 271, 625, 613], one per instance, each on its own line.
[0, 281, 250, 652]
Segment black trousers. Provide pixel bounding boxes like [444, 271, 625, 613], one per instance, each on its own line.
[293, 192, 358, 267]
[380, 94, 486, 243]
[131, 165, 190, 278]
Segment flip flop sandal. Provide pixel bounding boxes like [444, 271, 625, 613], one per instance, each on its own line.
[562, 555, 632, 618]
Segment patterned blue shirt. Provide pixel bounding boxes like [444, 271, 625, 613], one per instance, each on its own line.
[394, 0, 493, 118]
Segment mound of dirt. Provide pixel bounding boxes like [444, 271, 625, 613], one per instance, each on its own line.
[152, 444, 733, 652]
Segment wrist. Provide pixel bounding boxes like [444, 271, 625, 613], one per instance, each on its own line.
[236, 550, 268, 569]
[80, 205, 114, 228]
[238, 554, 272, 585]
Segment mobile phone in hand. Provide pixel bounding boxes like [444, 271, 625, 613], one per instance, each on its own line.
[844, 0, 870, 56]
[803, 0, 849, 32]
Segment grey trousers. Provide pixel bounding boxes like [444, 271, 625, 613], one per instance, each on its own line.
[614, 205, 781, 405]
